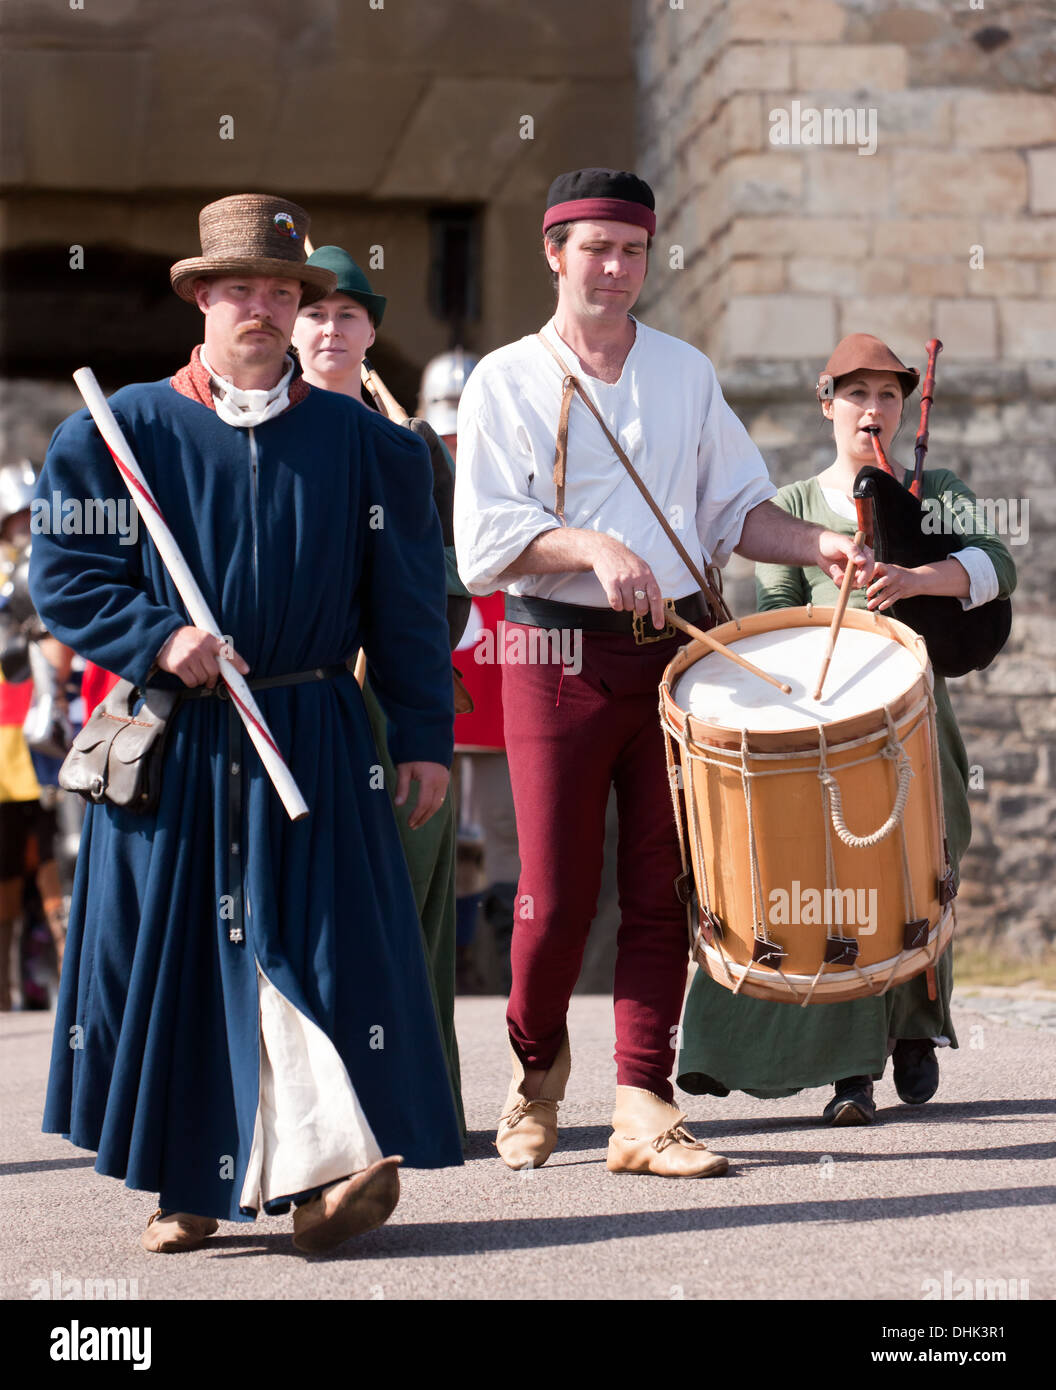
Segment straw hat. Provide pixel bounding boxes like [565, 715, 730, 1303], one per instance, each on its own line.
[170, 194, 337, 305]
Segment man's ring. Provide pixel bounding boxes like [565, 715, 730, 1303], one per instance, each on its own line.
[634, 589, 647, 600]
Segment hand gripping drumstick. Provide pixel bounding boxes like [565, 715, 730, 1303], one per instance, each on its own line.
[666, 610, 792, 695]
[72, 368, 310, 822]
[812, 530, 864, 702]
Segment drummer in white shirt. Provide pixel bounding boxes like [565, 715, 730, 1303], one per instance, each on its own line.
[453, 166, 869, 1177]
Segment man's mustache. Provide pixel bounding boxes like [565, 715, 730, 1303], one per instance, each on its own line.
[238, 321, 280, 337]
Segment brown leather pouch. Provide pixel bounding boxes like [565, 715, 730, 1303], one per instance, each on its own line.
[453, 666, 475, 715]
[59, 679, 181, 813]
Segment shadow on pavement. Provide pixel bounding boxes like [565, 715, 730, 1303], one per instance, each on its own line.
[0, 1156, 96, 1176]
[201, 1183, 1056, 1261]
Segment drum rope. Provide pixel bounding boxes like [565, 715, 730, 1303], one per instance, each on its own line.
[817, 711, 915, 849]
[740, 729, 768, 944]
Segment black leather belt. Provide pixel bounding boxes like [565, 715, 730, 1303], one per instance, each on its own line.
[183, 661, 351, 947]
[504, 592, 708, 635]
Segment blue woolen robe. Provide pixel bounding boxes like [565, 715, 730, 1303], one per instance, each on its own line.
[30, 378, 464, 1221]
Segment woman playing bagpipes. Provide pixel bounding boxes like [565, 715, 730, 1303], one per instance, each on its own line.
[676, 334, 1017, 1124]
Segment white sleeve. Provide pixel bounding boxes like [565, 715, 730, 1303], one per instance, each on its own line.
[453, 373, 561, 595]
[950, 547, 1000, 610]
[694, 363, 776, 568]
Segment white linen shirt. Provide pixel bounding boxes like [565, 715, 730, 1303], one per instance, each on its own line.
[453, 318, 776, 605]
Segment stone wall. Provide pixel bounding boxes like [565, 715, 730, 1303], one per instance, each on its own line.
[635, 0, 1056, 955]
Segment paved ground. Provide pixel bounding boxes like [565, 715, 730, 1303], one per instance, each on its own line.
[2, 992, 1052, 1302]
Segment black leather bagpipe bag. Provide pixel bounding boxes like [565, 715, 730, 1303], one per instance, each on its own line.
[853, 466, 1012, 679]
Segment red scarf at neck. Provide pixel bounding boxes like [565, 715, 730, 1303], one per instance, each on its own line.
[170, 345, 310, 412]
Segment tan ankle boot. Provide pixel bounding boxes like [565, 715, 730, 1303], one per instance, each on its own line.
[606, 1086, 729, 1178]
[141, 1209, 219, 1253]
[495, 1033, 571, 1170]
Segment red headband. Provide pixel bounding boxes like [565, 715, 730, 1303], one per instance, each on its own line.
[543, 198, 656, 236]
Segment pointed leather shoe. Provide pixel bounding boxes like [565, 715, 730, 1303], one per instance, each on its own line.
[141, 1209, 219, 1253]
[495, 1033, 571, 1170]
[606, 1086, 729, 1178]
[292, 1156, 402, 1254]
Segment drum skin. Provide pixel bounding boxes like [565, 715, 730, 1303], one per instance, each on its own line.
[661, 607, 953, 1004]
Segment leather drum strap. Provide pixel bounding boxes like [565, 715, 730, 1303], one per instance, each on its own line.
[535, 332, 731, 625]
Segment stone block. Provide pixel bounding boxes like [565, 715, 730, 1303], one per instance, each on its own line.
[952, 94, 1056, 151]
[860, 259, 906, 294]
[380, 78, 562, 201]
[793, 44, 908, 92]
[992, 791, 1056, 835]
[718, 45, 792, 98]
[839, 297, 930, 363]
[728, 258, 785, 294]
[730, 216, 868, 258]
[727, 0, 847, 43]
[934, 299, 998, 359]
[1019, 698, 1056, 739]
[724, 93, 766, 155]
[726, 294, 836, 359]
[866, 9, 947, 44]
[1040, 262, 1056, 297]
[805, 151, 892, 215]
[1027, 150, 1056, 215]
[872, 218, 981, 261]
[999, 301, 1056, 360]
[787, 257, 860, 294]
[951, 694, 1022, 732]
[908, 263, 967, 297]
[893, 154, 1028, 217]
[724, 153, 804, 216]
[967, 262, 1038, 298]
[6, 49, 151, 190]
[962, 742, 1039, 785]
[983, 220, 1055, 260]
[978, 654, 1056, 697]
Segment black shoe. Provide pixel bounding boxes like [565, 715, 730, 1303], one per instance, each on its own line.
[893, 1038, 939, 1105]
[677, 1072, 730, 1098]
[822, 1076, 876, 1126]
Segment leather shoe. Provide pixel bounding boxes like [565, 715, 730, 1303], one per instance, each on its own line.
[822, 1076, 876, 1126]
[292, 1156, 402, 1254]
[141, 1209, 219, 1253]
[606, 1086, 729, 1177]
[495, 1033, 571, 1170]
[893, 1038, 940, 1105]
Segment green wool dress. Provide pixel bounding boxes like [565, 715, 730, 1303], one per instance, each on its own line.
[676, 469, 1016, 1098]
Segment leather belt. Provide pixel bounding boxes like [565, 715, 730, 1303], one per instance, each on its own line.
[504, 592, 709, 636]
[183, 661, 351, 947]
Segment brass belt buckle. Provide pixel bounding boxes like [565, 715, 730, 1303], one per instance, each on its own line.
[632, 597, 676, 645]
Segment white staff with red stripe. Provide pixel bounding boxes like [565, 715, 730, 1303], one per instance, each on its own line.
[73, 366, 310, 822]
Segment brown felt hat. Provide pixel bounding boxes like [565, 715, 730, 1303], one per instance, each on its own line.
[816, 333, 919, 399]
[170, 194, 337, 305]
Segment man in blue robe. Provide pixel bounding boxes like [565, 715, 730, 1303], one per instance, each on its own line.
[29, 193, 464, 1255]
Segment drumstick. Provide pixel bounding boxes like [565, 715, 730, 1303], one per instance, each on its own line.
[667, 611, 792, 695]
[813, 530, 864, 701]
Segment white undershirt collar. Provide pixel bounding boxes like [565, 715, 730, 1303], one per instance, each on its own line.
[200, 349, 295, 428]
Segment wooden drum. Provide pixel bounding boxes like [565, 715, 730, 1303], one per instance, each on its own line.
[660, 606, 956, 1004]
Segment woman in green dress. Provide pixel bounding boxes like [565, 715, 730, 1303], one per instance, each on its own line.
[676, 334, 1017, 1124]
